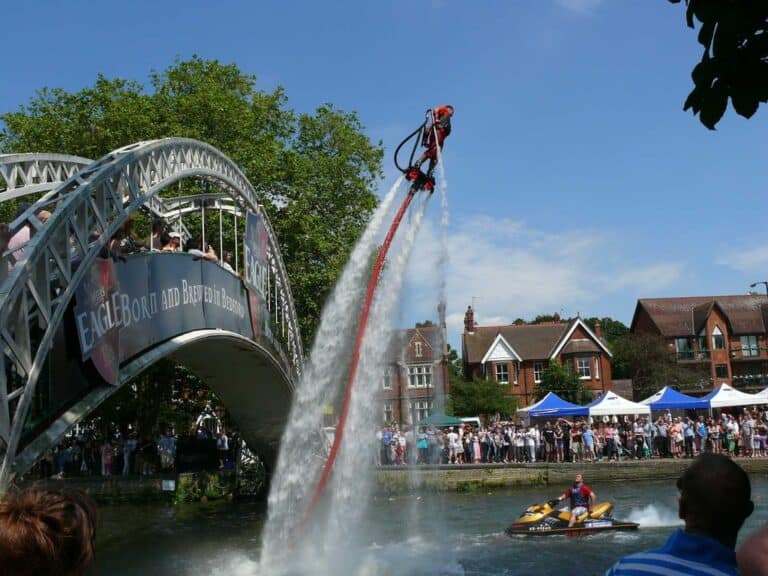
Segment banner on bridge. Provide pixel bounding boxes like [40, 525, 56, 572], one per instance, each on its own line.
[244, 211, 273, 343]
[74, 253, 253, 385]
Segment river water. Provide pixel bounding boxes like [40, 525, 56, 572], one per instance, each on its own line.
[90, 478, 767, 576]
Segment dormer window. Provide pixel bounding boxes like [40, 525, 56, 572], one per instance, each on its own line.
[415, 341, 422, 357]
[712, 326, 725, 350]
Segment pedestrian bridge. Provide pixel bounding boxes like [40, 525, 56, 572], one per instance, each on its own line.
[0, 140, 304, 490]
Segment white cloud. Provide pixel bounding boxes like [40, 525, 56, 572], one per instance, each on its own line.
[717, 245, 768, 275]
[403, 214, 684, 346]
[555, 0, 604, 14]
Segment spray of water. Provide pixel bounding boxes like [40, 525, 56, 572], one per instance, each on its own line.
[261, 190, 435, 575]
[626, 504, 682, 528]
[261, 177, 404, 554]
[323, 194, 431, 550]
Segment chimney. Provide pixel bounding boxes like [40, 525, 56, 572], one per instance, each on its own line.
[594, 319, 602, 338]
[464, 305, 475, 334]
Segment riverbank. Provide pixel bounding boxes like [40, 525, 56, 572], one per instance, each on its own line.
[18, 470, 239, 503]
[19, 457, 768, 501]
[375, 457, 768, 493]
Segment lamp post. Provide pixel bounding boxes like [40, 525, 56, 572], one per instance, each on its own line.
[750, 281, 768, 297]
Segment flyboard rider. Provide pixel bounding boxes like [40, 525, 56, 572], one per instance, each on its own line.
[412, 104, 454, 176]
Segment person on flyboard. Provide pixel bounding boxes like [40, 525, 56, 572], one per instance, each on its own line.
[405, 105, 454, 192]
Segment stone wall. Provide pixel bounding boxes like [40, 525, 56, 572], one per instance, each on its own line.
[375, 458, 768, 493]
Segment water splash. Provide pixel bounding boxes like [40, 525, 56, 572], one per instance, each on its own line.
[261, 177, 404, 555]
[625, 504, 682, 528]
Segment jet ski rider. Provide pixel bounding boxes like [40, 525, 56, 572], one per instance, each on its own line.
[556, 473, 596, 528]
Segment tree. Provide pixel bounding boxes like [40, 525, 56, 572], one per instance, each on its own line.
[0, 56, 383, 346]
[535, 361, 591, 404]
[415, 320, 435, 328]
[443, 344, 516, 418]
[446, 378, 517, 418]
[611, 332, 710, 399]
[669, 1, 768, 129]
[0, 57, 384, 441]
[584, 316, 630, 378]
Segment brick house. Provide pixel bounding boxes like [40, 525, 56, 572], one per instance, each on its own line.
[460, 307, 613, 408]
[378, 325, 449, 425]
[630, 295, 768, 392]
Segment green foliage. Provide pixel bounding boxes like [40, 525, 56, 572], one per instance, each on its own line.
[611, 332, 710, 399]
[89, 360, 214, 439]
[535, 361, 591, 404]
[446, 378, 517, 418]
[0, 56, 383, 345]
[669, 0, 768, 129]
[415, 320, 435, 328]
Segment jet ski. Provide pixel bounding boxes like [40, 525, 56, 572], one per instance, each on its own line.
[505, 499, 639, 536]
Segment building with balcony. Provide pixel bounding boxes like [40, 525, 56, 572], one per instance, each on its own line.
[630, 295, 768, 391]
[461, 307, 613, 407]
[378, 324, 449, 425]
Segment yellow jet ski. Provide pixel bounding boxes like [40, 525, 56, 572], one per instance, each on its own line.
[505, 499, 639, 536]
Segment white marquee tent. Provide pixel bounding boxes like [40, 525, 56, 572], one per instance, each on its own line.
[700, 383, 768, 408]
[584, 391, 651, 417]
[753, 387, 768, 402]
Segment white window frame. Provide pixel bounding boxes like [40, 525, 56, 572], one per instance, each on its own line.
[410, 399, 433, 423]
[534, 362, 544, 384]
[408, 364, 433, 389]
[741, 335, 759, 357]
[712, 326, 725, 350]
[595, 356, 600, 380]
[577, 357, 591, 380]
[383, 401, 393, 423]
[382, 374, 392, 390]
[414, 341, 422, 358]
[496, 363, 509, 385]
[513, 363, 520, 386]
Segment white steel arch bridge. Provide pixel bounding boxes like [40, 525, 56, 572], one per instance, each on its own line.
[0, 139, 304, 491]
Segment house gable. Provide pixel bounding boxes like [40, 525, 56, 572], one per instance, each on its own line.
[480, 333, 522, 364]
[550, 318, 613, 359]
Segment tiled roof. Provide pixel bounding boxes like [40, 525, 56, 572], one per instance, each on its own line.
[635, 295, 768, 336]
[463, 322, 569, 364]
[561, 339, 600, 354]
[389, 325, 441, 363]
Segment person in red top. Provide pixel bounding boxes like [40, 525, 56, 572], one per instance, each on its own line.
[557, 473, 596, 527]
[413, 104, 454, 175]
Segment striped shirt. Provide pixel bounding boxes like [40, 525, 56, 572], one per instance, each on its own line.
[605, 529, 738, 576]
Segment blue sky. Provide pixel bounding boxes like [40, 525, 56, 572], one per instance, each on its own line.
[2, 0, 766, 346]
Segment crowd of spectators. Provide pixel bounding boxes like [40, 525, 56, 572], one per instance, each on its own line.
[377, 406, 768, 466]
[22, 417, 240, 481]
[106, 216, 234, 273]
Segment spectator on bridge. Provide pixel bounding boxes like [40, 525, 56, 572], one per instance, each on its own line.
[115, 217, 144, 255]
[162, 232, 181, 253]
[186, 236, 218, 262]
[0, 488, 97, 576]
[147, 218, 167, 251]
[8, 205, 51, 263]
[220, 250, 235, 273]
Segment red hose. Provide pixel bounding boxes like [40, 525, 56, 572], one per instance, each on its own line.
[294, 190, 416, 536]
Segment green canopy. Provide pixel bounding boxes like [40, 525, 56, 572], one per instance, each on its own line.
[417, 412, 463, 427]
